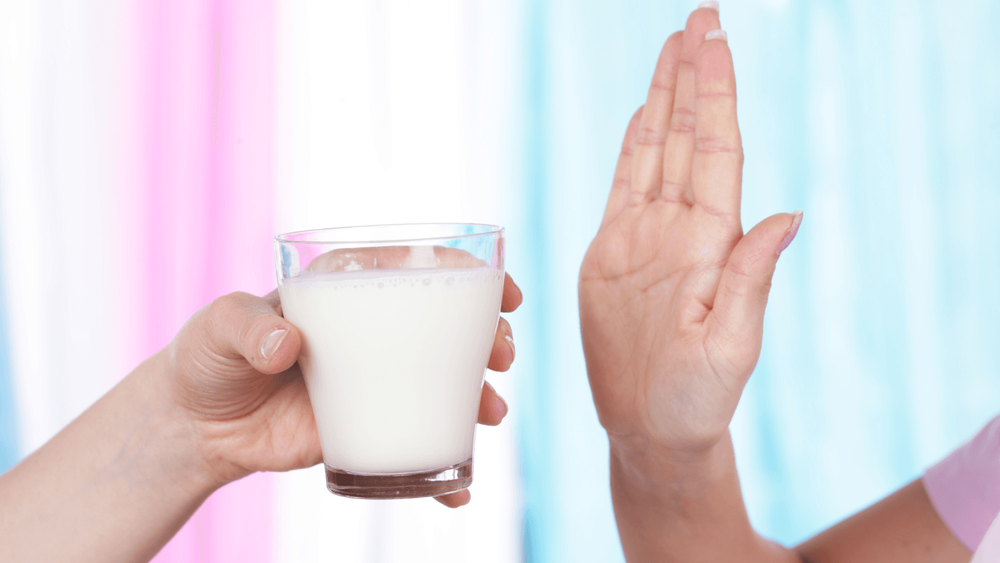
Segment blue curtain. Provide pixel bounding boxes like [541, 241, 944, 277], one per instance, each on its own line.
[515, 0, 1000, 560]
[0, 215, 17, 473]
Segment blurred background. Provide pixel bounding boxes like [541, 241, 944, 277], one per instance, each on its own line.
[1, 0, 999, 561]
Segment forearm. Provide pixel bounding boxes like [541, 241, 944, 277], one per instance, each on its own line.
[796, 479, 970, 563]
[610, 431, 798, 563]
[610, 429, 970, 563]
[0, 350, 222, 563]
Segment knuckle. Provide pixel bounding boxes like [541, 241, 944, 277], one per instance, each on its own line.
[692, 201, 727, 219]
[669, 108, 696, 134]
[660, 181, 692, 205]
[206, 291, 257, 348]
[207, 291, 248, 320]
[612, 173, 632, 191]
[635, 125, 667, 147]
[648, 81, 673, 95]
[695, 91, 736, 100]
[694, 135, 740, 155]
[726, 260, 754, 284]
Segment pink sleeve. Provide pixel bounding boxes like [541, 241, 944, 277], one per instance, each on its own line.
[923, 414, 1000, 552]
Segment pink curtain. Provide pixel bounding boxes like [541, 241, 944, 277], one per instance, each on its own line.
[140, 1, 275, 560]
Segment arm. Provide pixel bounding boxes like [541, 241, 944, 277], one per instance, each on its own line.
[797, 479, 969, 562]
[611, 432, 793, 563]
[0, 351, 218, 563]
[579, 6, 970, 562]
[0, 277, 522, 562]
[612, 430, 968, 562]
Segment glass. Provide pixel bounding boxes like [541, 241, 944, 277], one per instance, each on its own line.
[274, 223, 505, 499]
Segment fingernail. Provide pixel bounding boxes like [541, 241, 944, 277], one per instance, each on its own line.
[260, 328, 288, 360]
[504, 334, 515, 361]
[778, 210, 804, 255]
[498, 393, 509, 418]
[705, 29, 727, 42]
[699, 1, 719, 12]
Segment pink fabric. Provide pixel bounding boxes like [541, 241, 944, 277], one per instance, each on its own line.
[924, 414, 1000, 553]
[972, 514, 1000, 563]
[140, 0, 276, 561]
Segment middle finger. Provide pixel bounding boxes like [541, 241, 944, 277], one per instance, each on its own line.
[660, 6, 721, 205]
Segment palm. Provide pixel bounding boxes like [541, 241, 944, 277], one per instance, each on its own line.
[580, 11, 799, 455]
[582, 200, 743, 453]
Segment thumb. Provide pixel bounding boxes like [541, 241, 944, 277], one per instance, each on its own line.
[706, 211, 803, 373]
[196, 291, 302, 375]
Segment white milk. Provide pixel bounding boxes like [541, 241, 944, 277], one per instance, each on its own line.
[278, 267, 504, 474]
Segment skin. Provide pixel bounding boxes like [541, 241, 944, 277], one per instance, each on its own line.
[579, 7, 973, 563]
[0, 272, 523, 562]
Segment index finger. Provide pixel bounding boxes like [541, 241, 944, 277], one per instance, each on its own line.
[691, 32, 743, 223]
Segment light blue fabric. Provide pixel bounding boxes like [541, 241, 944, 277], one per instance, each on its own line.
[515, 0, 1000, 559]
[0, 219, 17, 474]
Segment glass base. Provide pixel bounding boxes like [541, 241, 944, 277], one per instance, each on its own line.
[325, 458, 473, 499]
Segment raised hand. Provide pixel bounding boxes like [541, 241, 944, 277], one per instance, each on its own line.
[580, 7, 801, 460]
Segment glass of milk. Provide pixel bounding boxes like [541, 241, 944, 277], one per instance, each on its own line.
[274, 224, 504, 499]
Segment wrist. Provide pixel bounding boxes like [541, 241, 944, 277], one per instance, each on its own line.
[133, 350, 233, 494]
[609, 431, 733, 503]
[610, 431, 787, 563]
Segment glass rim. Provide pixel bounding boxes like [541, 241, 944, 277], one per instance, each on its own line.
[274, 222, 504, 246]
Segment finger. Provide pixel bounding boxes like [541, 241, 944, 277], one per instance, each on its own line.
[488, 317, 515, 372]
[306, 246, 412, 273]
[661, 7, 721, 205]
[199, 291, 303, 375]
[692, 32, 742, 221]
[501, 272, 523, 313]
[705, 211, 803, 376]
[629, 31, 683, 204]
[600, 106, 643, 230]
[431, 246, 489, 269]
[478, 381, 508, 426]
[435, 489, 471, 508]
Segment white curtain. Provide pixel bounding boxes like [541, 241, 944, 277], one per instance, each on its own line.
[271, 1, 524, 561]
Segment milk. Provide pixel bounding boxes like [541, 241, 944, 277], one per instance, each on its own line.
[278, 267, 504, 474]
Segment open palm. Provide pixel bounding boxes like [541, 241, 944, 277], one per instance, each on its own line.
[580, 8, 801, 456]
